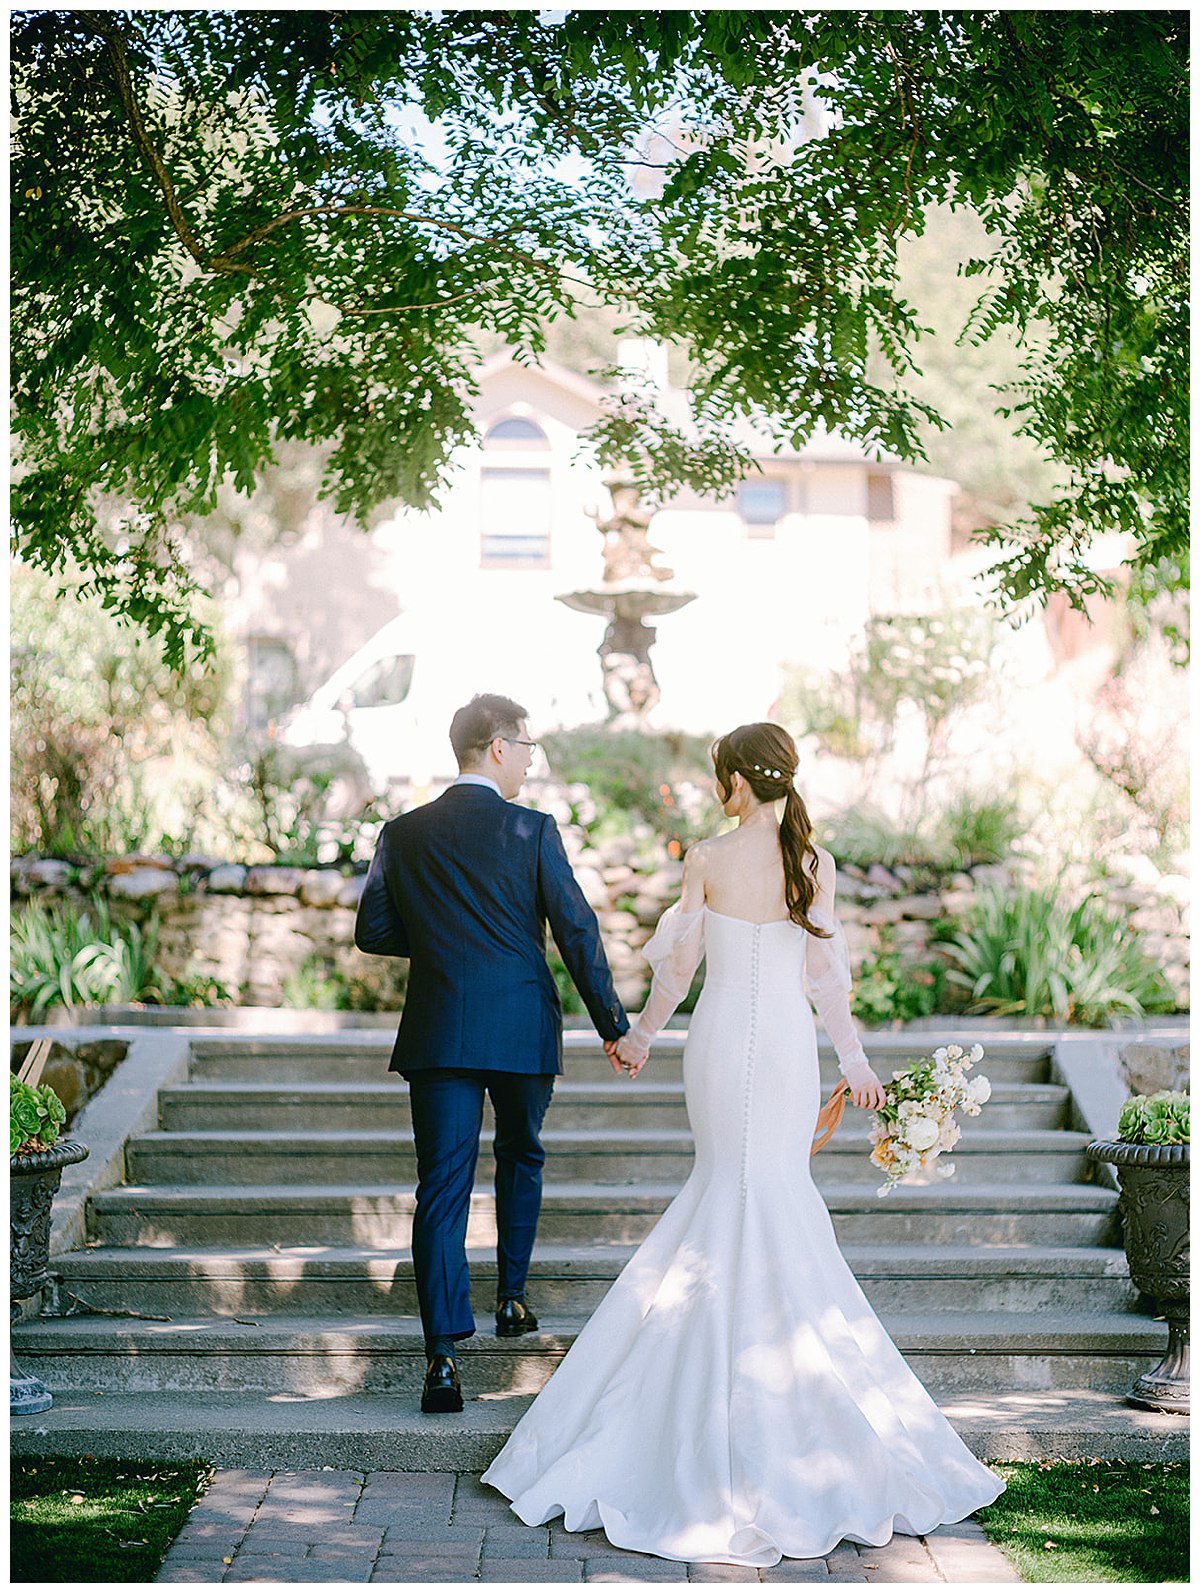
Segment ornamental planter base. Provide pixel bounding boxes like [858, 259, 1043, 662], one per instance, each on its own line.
[1087, 1138, 1189, 1417]
[10, 1139, 90, 1416]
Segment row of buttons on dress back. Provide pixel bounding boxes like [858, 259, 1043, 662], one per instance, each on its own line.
[739, 924, 763, 1209]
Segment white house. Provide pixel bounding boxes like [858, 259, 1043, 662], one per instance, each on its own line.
[225, 345, 969, 784]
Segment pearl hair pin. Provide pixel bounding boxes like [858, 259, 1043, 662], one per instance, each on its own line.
[752, 763, 785, 779]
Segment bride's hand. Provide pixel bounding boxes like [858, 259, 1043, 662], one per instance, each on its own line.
[615, 1033, 648, 1078]
[849, 1069, 887, 1112]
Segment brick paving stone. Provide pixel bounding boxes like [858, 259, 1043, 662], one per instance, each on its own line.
[552, 1529, 653, 1561]
[234, 1529, 313, 1554]
[169, 1516, 243, 1542]
[369, 1553, 481, 1578]
[823, 1545, 869, 1582]
[379, 1527, 486, 1552]
[363, 1470, 455, 1500]
[583, 1557, 691, 1581]
[356, 1497, 458, 1528]
[684, 1566, 761, 1583]
[225, 1560, 372, 1583]
[481, 1524, 552, 1558]
[481, 1558, 584, 1582]
[923, 1525, 1021, 1584]
[370, 1571, 472, 1585]
[156, 1566, 233, 1583]
[251, 1504, 358, 1528]
[758, 1562, 831, 1583]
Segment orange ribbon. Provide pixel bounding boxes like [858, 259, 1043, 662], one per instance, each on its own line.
[811, 1080, 849, 1155]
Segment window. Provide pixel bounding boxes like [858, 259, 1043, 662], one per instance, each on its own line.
[484, 416, 549, 448]
[737, 478, 787, 534]
[481, 467, 552, 567]
[867, 472, 896, 523]
[245, 637, 299, 730]
[348, 654, 415, 709]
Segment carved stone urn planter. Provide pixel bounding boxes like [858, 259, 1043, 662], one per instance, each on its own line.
[1087, 1138, 1189, 1415]
[11, 1139, 89, 1414]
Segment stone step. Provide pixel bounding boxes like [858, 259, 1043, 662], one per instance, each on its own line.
[125, 1126, 1096, 1187]
[13, 1310, 1168, 1398]
[10, 1387, 1187, 1470]
[185, 1032, 1055, 1085]
[51, 1242, 1138, 1319]
[158, 1078, 1072, 1134]
[88, 1181, 1120, 1249]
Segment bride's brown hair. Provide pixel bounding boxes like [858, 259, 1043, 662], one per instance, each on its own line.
[711, 723, 830, 938]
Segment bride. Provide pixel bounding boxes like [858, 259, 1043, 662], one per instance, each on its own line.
[482, 722, 1004, 1566]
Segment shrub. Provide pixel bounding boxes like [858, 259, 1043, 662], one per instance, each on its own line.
[851, 928, 948, 1027]
[281, 957, 353, 1011]
[935, 790, 1021, 866]
[9, 899, 230, 1020]
[941, 882, 1177, 1026]
[540, 725, 716, 851]
[1118, 1090, 1189, 1146]
[10, 562, 232, 857]
[821, 807, 953, 871]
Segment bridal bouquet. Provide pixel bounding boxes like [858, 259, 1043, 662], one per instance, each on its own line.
[868, 1043, 992, 1197]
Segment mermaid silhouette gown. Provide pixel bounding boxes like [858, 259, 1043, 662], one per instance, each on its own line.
[481, 887, 1005, 1566]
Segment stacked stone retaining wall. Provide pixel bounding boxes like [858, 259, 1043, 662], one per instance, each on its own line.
[11, 836, 1190, 1013]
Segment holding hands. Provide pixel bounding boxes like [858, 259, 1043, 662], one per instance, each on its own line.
[607, 1031, 650, 1079]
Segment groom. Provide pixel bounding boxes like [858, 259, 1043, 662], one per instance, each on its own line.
[355, 693, 629, 1412]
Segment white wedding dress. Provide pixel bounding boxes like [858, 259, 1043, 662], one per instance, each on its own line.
[482, 891, 1004, 1566]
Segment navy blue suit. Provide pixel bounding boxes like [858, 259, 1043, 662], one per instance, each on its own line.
[355, 781, 628, 1347]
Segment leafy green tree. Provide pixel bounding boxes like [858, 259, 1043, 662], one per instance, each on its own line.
[13, 10, 1187, 663]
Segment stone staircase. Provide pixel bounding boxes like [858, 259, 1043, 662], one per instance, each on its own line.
[12, 1028, 1187, 1468]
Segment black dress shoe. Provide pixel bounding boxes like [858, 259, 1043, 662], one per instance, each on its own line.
[420, 1354, 463, 1413]
[495, 1298, 538, 1338]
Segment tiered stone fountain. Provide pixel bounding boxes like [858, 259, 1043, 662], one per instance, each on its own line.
[556, 469, 695, 727]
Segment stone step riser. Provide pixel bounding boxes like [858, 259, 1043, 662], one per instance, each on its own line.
[51, 1269, 1139, 1319]
[126, 1144, 1093, 1188]
[187, 1054, 1052, 1085]
[159, 1098, 1069, 1134]
[89, 1206, 1117, 1249]
[13, 1343, 1160, 1399]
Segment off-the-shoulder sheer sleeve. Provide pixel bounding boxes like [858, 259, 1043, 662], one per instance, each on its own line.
[805, 856, 874, 1089]
[623, 902, 706, 1064]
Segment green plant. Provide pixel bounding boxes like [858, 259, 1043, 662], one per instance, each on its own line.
[10, 899, 157, 1020]
[942, 883, 1177, 1026]
[238, 739, 373, 866]
[851, 930, 947, 1027]
[935, 790, 1021, 866]
[158, 970, 234, 1008]
[1117, 1090, 1190, 1146]
[281, 957, 353, 1011]
[541, 726, 716, 852]
[10, 1073, 67, 1155]
[546, 950, 586, 1017]
[820, 808, 953, 872]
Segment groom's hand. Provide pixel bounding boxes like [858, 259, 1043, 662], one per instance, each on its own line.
[603, 1038, 621, 1073]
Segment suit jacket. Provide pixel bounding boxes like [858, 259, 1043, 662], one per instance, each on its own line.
[354, 783, 628, 1075]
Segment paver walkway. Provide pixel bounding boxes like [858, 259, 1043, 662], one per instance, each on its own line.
[154, 1469, 1021, 1583]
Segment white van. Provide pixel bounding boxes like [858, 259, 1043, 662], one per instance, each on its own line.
[276, 613, 604, 792]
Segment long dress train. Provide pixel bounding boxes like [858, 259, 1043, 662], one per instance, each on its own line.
[481, 893, 1004, 1566]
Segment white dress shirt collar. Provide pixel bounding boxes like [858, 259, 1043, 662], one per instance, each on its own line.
[454, 772, 503, 797]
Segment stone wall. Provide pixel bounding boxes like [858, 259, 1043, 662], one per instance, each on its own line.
[10, 836, 1190, 1014]
[11, 1036, 129, 1126]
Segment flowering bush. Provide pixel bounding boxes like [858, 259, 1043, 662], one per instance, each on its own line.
[868, 1042, 992, 1196]
[1117, 1090, 1189, 1146]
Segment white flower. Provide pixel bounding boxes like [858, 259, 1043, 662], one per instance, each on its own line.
[898, 1099, 921, 1118]
[932, 1047, 949, 1065]
[937, 1161, 956, 1180]
[968, 1044, 985, 1064]
[946, 1045, 964, 1060]
[963, 1101, 982, 1117]
[967, 1076, 992, 1106]
[937, 1121, 961, 1151]
[903, 1115, 940, 1152]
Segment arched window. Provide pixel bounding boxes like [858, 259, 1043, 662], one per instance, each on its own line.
[484, 416, 549, 448]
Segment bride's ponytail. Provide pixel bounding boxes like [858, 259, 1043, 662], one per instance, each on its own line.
[711, 723, 830, 939]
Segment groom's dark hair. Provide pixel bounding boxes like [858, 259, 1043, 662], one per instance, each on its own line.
[450, 694, 529, 767]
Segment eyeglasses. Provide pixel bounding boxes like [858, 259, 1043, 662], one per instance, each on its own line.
[501, 737, 538, 750]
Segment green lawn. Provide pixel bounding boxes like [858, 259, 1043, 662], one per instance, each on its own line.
[11, 1457, 212, 1583]
[977, 1459, 1189, 1583]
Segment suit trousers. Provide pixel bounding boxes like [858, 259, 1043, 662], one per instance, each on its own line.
[406, 1069, 556, 1349]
